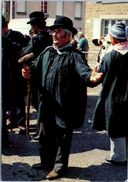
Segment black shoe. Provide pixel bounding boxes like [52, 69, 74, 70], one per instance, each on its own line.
[105, 157, 127, 166]
[7, 122, 18, 129]
[2, 140, 13, 148]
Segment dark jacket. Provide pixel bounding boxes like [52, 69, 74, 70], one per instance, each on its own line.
[20, 31, 53, 58]
[5, 29, 27, 50]
[30, 45, 92, 129]
[20, 30, 53, 109]
[92, 50, 128, 138]
[4, 29, 28, 103]
[2, 35, 20, 110]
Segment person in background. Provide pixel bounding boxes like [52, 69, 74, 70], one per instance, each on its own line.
[22, 16, 103, 180]
[92, 21, 128, 166]
[19, 11, 52, 65]
[19, 11, 53, 138]
[92, 34, 113, 66]
[70, 28, 78, 49]
[19, 11, 53, 110]
[77, 31, 89, 61]
[2, 15, 27, 134]
[2, 34, 22, 146]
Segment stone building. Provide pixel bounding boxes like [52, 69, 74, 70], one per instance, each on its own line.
[2, 0, 128, 64]
[85, 1, 128, 65]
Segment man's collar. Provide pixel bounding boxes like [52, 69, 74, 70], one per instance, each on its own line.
[53, 42, 72, 54]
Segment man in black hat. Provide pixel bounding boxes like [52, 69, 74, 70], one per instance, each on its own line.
[19, 11, 52, 63]
[2, 15, 27, 134]
[2, 33, 24, 146]
[22, 16, 102, 180]
[19, 11, 53, 113]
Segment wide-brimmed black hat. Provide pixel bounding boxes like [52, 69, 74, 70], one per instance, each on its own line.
[92, 39, 102, 46]
[27, 11, 48, 24]
[2, 15, 9, 25]
[49, 16, 77, 35]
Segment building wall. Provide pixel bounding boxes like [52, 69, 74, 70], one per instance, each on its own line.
[85, 2, 128, 66]
[47, 1, 85, 32]
[14, 1, 41, 19]
[2, 1, 128, 66]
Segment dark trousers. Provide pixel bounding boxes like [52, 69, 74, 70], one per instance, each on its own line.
[39, 123, 73, 172]
[53, 126, 73, 173]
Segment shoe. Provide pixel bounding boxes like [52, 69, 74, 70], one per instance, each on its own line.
[7, 122, 18, 129]
[2, 140, 13, 148]
[45, 170, 60, 180]
[105, 157, 127, 166]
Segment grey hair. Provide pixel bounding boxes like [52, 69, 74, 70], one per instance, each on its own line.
[64, 29, 73, 38]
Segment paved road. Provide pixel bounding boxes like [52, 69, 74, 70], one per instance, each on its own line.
[2, 85, 127, 182]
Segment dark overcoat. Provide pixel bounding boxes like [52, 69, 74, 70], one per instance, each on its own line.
[20, 31, 53, 58]
[30, 45, 92, 129]
[92, 49, 128, 138]
[20, 30, 53, 109]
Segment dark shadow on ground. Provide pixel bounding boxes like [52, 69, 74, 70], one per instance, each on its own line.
[71, 95, 110, 153]
[2, 131, 39, 156]
[2, 95, 109, 156]
[2, 162, 127, 181]
[66, 164, 127, 182]
[1, 162, 47, 181]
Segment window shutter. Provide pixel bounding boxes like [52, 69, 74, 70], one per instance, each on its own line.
[93, 19, 101, 39]
[56, 2, 63, 16]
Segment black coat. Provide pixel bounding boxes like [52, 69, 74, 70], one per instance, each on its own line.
[30, 45, 92, 129]
[20, 31, 53, 58]
[2, 35, 20, 110]
[92, 49, 128, 138]
[5, 29, 28, 103]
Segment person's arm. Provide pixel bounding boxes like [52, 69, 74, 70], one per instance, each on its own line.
[18, 52, 35, 64]
[73, 52, 103, 86]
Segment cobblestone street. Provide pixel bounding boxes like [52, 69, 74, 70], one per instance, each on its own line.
[2, 85, 127, 182]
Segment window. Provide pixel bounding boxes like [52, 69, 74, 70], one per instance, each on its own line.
[16, 1, 26, 14]
[74, 2, 82, 19]
[56, 2, 63, 16]
[102, 19, 128, 36]
[93, 19, 101, 38]
[41, 1, 47, 13]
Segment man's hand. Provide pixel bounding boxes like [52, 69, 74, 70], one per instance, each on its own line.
[22, 65, 31, 80]
[18, 53, 34, 64]
[89, 67, 103, 83]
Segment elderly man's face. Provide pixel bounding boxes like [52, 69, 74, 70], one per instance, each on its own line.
[52, 28, 71, 48]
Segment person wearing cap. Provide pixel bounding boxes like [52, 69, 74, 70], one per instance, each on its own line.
[92, 21, 128, 166]
[92, 35, 113, 65]
[22, 16, 102, 180]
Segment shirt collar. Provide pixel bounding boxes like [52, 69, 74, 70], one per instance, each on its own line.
[53, 42, 73, 54]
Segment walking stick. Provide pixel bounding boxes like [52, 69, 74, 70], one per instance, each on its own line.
[19, 53, 34, 136]
[26, 78, 31, 135]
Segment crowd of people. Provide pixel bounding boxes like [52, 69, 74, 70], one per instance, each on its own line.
[2, 11, 128, 180]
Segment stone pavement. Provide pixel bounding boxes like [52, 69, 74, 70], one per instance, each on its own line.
[1, 86, 127, 182]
